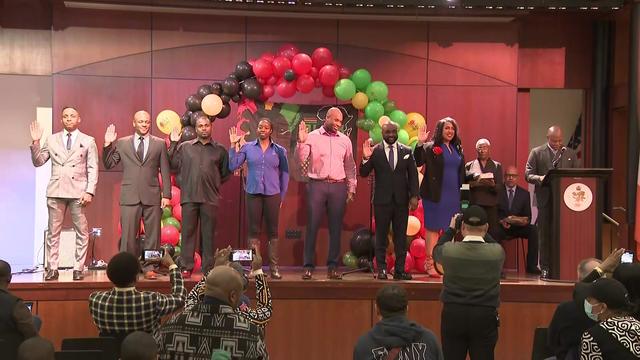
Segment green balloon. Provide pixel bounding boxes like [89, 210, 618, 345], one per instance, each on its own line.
[383, 100, 397, 114]
[162, 207, 173, 219]
[389, 110, 408, 128]
[369, 126, 383, 144]
[163, 217, 181, 231]
[342, 251, 358, 269]
[398, 129, 410, 145]
[334, 79, 357, 101]
[365, 81, 389, 102]
[350, 69, 372, 92]
[174, 245, 182, 256]
[357, 118, 375, 132]
[364, 101, 384, 122]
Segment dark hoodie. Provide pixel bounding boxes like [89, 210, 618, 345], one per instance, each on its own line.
[353, 315, 443, 360]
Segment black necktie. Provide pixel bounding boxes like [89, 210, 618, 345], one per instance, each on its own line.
[388, 144, 395, 170]
[508, 188, 514, 210]
[137, 136, 145, 161]
[66, 133, 72, 150]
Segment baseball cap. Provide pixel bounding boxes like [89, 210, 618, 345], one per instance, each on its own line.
[586, 278, 632, 310]
[462, 205, 488, 226]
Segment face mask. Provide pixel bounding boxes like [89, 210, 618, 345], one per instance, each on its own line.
[584, 299, 601, 321]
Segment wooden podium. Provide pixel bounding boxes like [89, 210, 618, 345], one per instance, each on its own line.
[542, 168, 612, 280]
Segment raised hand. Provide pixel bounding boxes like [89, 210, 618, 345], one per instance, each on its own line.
[417, 125, 430, 144]
[30, 121, 43, 142]
[229, 127, 242, 144]
[298, 121, 308, 143]
[170, 126, 181, 142]
[362, 138, 374, 159]
[104, 124, 117, 146]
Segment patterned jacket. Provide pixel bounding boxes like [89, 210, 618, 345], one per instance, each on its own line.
[580, 316, 640, 359]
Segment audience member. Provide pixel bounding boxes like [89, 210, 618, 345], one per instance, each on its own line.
[88, 251, 185, 340]
[16, 336, 54, 360]
[353, 284, 443, 360]
[612, 263, 640, 320]
[0, 260, 38, 360]
[580, 278, 640, 359]
[158, 266, 268, 359]
[120, 331, 158, 360]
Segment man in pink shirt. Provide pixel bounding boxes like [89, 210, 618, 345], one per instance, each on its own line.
[297, 107, 357, 280]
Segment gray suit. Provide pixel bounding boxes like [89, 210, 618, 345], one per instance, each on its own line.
[31, 130, 99, 271]
[103, 135, 171, 255]
[525, 143, 579, 269]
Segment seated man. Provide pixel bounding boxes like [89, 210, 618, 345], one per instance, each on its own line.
[353, 284, 443, 360]
[158, 266, 269, 360]
[0, 260, 38, 360]
[184, 246, 272, 327]
[88, 251, 185, 340]
[120, 331, 158, 360]
[496, 165, 540, 274]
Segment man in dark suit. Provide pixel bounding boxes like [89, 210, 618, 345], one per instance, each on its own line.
[465, 138, 502, 240]
[360, 122, 419, 280]
[103, 111, 172, 269]
[525, 125, 579, 278]
[497, 165, 540, 274]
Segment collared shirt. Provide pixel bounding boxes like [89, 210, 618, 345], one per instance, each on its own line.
[296, 126, 357, 193]
[63, 129, 79, 149]
[88, 268, 186, 336]
[169, 139, 231, 205]
[133, 133, 150, 160]
[384, 141, 398, 170]
[547, 143, 558, 156]
[229, 139, 289, 200]
[462, 235, 485, 242]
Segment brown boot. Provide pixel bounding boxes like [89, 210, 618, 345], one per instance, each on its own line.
[268, 238, 282, 279]
[425, 234, 442, 278]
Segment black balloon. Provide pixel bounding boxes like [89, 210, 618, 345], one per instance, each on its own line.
[190, 111, 206, 127]
[180, 111, 192, 127]
[211, 83, 223, 95]
[284, 69, 296, 82]
[241, 78, 263, 100]
[357, 257, 372, 272]
[217, 103, 231, 119]
[197, 84, 213, 99]
[231, 94, 241, 103]
[180, 126, 196, 142]
[208, 115, 216, 123]
[228, 73, 238, 81]
[222, 77, 240, 96]
[185, 95, 202, 112]
[234, 61, 254, 81]
[220, 94, 231, 103]
[350, 228, 373, 258]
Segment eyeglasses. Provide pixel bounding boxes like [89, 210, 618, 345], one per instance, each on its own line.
[505, 174, 518, 178]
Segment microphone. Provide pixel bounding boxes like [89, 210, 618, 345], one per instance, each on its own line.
[552, 147, 567, 168]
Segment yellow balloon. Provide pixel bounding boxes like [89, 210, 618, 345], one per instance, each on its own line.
[405, 112, 426, 138]
[406, 215, 421, 236]
[156, 110, 181, 135]
[378, 115, 391, 127]
[201, 94, 223, 116]
[351, 92, 369, 110]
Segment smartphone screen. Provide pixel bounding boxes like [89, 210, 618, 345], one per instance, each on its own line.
[231, 249, 253, 262]
[24, 302, 33, 313]
[143, 249, 163, 261]
[621, 251, 634, 264]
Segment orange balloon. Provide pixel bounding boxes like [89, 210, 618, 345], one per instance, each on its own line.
[156, 110, 181, 135]
[201, 94, 223, 116]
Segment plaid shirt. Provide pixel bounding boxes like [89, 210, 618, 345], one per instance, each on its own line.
[88, 267, 186, 335]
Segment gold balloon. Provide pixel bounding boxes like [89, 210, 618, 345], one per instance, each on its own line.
[378, 115, 391, 127]
[404, 112, 426, 138]
[351, 92, 369, 110]
[156, 109, 181, 135]
[201, 94, 223, 116]
[406, 215, 421, 236]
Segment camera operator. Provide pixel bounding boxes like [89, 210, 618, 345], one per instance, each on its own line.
[433, 205, 505, 360]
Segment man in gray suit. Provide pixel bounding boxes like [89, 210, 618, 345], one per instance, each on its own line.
[30, 106, 99, 281]
[103, 111, 172, 269]
[525, 125, 579, 279]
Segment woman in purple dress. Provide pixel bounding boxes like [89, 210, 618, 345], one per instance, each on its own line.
[413, 117, 465, 277]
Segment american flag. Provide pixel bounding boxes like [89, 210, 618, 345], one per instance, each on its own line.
[567, 115, 582, 159]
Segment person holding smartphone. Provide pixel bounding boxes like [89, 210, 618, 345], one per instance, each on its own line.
[229, 118, 289, 279]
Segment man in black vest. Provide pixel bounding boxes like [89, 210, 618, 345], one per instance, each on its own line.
[0, 260, 38, 360]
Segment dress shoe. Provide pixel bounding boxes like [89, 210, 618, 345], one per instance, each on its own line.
[181, 270, 192, 279]
[144, 271, 158, 280]
[301, 268, 313, 280]
[72, 270, 84, 281]
[527, 267, 542, 275]
[44, 269, 59, 281]
[377, 270, 388, 280]
[393, 272, 412, 281]
[270, 268, 282, 280]
[540, 269, 550, 280]
[327, 268, 342, 280]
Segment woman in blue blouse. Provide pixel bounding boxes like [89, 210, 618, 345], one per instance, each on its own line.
[229, 118, 289, 279]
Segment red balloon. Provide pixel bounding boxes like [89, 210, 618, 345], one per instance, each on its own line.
[386, 254, 395, 272]
[278, 43, 299, 60]
[257, 77, 266, 85]
[160, 225, 180, 246]
[253, 58, 273, 79]
[409, 238, 427, 258]
[247, 58, 256, 66]
[170, 175, 176, 186]
[276, 80, 297, 98]
[296, 74, 314, 93]
[404, 252, 414, 273]
[291, 53, 312, 75]
[262, 84, 275, 98]
[193, 252, 202, 272]
[371, 217, 376, 233]
[414, 256, 427, 273]
[312, 47, 334, 69]
[267, 75, 278, 85]
[322, 86, 335, 97]
[309, 66, 319, 79]
[271, 56, 292, 78]
[170, 186, 181, 207]
[315, 78, 322, 88]
[339, 65, 351, 79]
[260, 52, 275, 62]
[172, 204, 182, 222]
[318, 64, 339, 87]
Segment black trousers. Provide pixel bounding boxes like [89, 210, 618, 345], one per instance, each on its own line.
[498, 224, 539, 271]
[537, 204, 551, 270]
[181, 202, 217, 273]
[441, 303, 499, 360]
[374, 203, 409, 274]
[246, 193, 280, 238]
